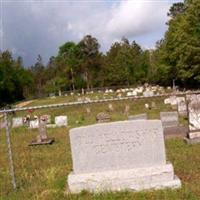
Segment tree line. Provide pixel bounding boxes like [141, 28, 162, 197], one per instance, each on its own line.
[0, 0, 199, 106]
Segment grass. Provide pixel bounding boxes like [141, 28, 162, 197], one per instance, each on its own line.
[1, 128, 200, 200]
[0, 95, 193, 200]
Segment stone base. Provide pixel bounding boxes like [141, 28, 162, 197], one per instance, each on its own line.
[184, 137, 200, 144]
[184, 131, 200, 144]
[29, 138, 55, 146]
[67, 163, 181, 193]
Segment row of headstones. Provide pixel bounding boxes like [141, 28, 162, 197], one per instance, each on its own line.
[12, 115, 67, 128]
[50, 84, 173, 99]
[12, 111, 178, 130]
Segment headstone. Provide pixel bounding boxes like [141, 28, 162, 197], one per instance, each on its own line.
[37, 119, 48, 142]
[96, 112, 110, 123]
[160, 112, 179, 128]
[55, 116, 67, 127]
[12, 117, 23, 128]
[143, 90, 154, 97]
[67, 120, 181, 193]
[108, 104, 114, 112]
[29, 118, 54, 146]
[40, 115, 51, 124]
[124, 105, 130, 116]
[177, 98, 187, 117]
[29, 119, 39, 129]
[128, 113, 147, 120]
[185, 95, 200, 144]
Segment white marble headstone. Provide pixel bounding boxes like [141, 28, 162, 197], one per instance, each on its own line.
[55, 116, 67, 127]
[12, 117, 23, 128]
[29, 119, 39, 129]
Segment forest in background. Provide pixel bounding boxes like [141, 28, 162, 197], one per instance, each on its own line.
[0, 0, 199, 106]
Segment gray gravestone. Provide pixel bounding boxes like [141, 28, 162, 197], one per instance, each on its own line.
[128, 113, 147, 120]
[29, 118, 54, 146]
[160, 112, 179, 128]
[68, 120, 181, 193]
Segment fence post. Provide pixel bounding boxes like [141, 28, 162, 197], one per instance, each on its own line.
[4, 112, 17, 189]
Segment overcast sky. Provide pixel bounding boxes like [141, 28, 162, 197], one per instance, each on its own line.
[0, 0, 182, 66]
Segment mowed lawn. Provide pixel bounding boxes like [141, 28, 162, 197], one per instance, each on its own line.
[0, 97, 197, 200]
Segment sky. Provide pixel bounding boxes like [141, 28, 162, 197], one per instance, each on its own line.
[0, 0, 182, 66]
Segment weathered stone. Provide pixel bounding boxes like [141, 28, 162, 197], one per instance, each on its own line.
[128, 113, 147, 120]
[177, 100, 187, 117]
[12, 117, 23, 128]
[67, 120, 181, 193]
[29, 118, 54, 146]
[96, 112, 110, 123]
[160, 112, 179, 128]
[185, 95, 200, 144]
[55, 116, 67, 127]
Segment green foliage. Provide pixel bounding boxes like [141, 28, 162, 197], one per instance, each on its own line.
[0, 51, 33, 106]
[153, 0, 200, 88]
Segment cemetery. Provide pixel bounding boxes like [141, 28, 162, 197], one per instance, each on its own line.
[1, 90, 200, 199]
[0, 0, 200, 199]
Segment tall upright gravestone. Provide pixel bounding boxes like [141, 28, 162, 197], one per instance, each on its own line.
[67, 120, 181, 193]
[185, 94, 200, 144]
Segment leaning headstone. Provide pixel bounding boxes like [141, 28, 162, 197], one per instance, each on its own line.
[12, 117, 23, 128]
[55, 116, 67, 127]
[185, 95, 200, 144]
[67, 120, 181, 193]
[96, 112, 110, 123]
[160, 112, 179, 128]
[128, 113, 147, 120]
[29, 118, 54, 146]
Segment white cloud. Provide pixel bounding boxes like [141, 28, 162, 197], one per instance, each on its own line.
[2, 0, 180, 65]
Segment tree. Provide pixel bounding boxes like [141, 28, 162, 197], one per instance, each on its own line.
[153, 0, 200, 88]
[78, 35, 101, 89]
